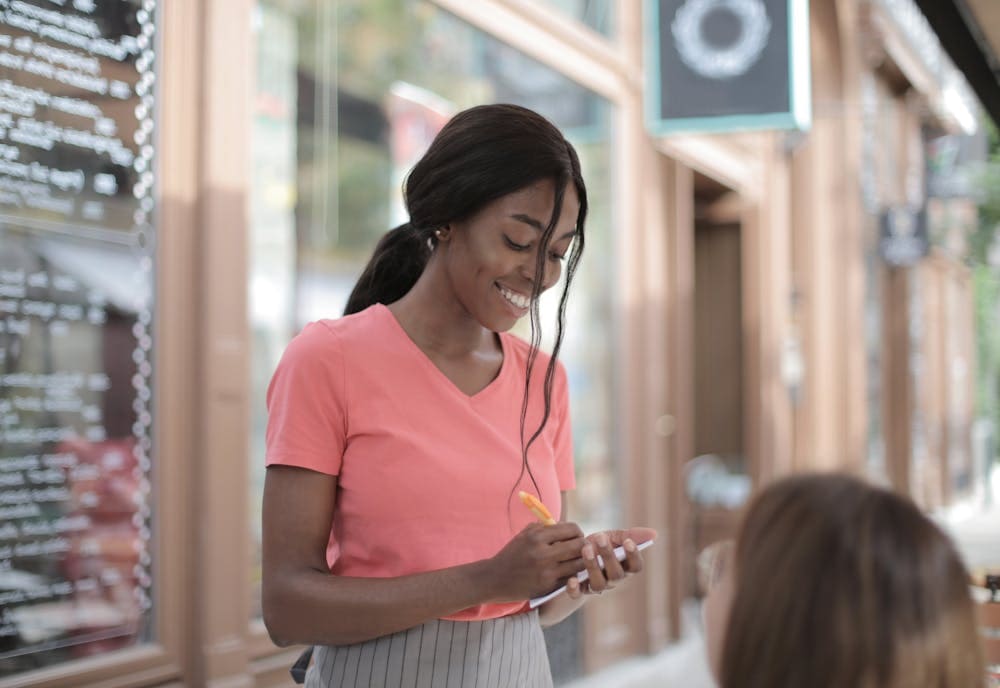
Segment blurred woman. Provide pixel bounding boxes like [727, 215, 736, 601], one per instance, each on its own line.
[701, 472, 984, 688]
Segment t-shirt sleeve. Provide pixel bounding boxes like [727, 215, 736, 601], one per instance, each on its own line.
[265, 321, 347, 475]
[553, 360, 576, 490]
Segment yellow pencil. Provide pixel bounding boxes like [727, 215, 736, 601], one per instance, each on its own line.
[518, 491, 557, 525]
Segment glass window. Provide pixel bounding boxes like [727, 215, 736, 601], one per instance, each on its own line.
[863, 224, 887, 482]
[538, 0, 616, 38]
[248, 0, 619, 642]
[0, 0, 156, 677]
[860, 73, 886, 482]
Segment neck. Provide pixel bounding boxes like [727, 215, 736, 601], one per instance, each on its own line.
[388, 256, 495, 359]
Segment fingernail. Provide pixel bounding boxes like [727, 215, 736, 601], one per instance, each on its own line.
[568, 578, 578, 592]
[625, 539, 636, 552]
[596, 534, 609, 548]
[582, 544, 595, 560]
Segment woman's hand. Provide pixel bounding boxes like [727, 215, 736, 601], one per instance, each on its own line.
[485, 522, 587, 603]
[565, 527, 657, 600]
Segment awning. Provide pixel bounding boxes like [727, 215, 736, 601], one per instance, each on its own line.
[915, 0, 1000, 128]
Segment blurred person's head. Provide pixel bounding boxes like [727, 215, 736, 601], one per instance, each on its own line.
[703, 472, 983, 688]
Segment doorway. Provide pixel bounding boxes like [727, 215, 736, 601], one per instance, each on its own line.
[685, 172, 748, 598]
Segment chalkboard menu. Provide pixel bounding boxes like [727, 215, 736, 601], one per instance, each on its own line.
[644, 0, 811, 135]
[0, 0, 156, 676]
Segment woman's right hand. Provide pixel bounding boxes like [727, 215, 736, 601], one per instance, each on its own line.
[483, 522, 587, 603]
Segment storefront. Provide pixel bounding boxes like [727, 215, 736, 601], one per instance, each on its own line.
[853, 0, 983, 509]
[0, 2, 641, 685]
[0, 1, 989, 687]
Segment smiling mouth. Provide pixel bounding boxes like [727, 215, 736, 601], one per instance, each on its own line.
[496, 283, 531, 310]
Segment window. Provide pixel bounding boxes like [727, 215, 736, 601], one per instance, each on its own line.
[0, 1, 157, 677]
[539, 0, 616, 38]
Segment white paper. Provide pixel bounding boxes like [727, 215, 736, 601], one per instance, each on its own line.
[529, 539, 654, 608]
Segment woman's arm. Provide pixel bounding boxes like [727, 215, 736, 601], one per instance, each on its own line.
[262, 466, 587, 647]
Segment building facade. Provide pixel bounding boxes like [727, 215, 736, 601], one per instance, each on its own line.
[0, 1, 991, 686]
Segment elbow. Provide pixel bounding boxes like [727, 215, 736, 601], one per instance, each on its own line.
[263, 619, 294, 648]
[261, 582, 297, 647]
[262, 563, 336, 647]
[262, 610, 293, 648]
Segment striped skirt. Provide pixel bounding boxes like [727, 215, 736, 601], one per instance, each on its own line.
[304, 610, 553, 688]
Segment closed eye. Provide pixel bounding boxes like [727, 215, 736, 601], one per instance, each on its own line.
[503, 235, 531, 251]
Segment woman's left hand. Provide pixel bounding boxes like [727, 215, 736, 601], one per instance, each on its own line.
[565, 527, 657, 599]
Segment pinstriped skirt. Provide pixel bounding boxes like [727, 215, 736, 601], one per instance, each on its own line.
[304, 610, 553, 687]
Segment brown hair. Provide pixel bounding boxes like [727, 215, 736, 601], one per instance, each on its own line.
[719, 473, 984, 688]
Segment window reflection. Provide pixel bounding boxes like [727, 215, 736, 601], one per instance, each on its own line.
[538, 0, 616, 38]
[0, 232, 153, 676]
[0, 0, 156, 675]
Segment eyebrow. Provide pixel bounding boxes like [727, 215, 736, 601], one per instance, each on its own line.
[509, 213, 577, 240]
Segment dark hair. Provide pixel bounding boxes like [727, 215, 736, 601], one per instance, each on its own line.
[345, 103, 588, 501]
[720, 473, 983, 688]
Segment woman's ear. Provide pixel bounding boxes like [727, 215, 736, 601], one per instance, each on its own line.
[434, 226, 451, 242]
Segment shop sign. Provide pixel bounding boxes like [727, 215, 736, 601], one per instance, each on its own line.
[879, 207, 929, 266]
[925, 130, 988, 199]
[0, 0, 157, 674]
[644, 0, 811, 134]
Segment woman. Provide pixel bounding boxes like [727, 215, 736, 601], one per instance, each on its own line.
[261, 103, 654, 687]
[701, 473, 985, 688]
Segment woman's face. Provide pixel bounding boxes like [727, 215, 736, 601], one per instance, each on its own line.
[700, 542, 735, 680]
[443, 178, 579, 332]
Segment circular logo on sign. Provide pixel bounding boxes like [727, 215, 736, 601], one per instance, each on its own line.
[671, 0, 772, 80]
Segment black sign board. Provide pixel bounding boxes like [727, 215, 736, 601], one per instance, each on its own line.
[880, 207, 929, 267]
[645, 0, 811, 134]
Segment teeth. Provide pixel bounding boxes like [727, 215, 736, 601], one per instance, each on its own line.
[498, 285, 530, 309]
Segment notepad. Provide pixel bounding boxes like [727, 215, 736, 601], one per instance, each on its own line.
[529, 539, 655, 608]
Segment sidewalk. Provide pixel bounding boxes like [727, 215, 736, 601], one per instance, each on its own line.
[562, 465, 1000, 688]
[561, 604, 714, 688]
[936, 464, 1000, 574]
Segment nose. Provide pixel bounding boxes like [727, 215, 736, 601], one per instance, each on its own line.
[541, 258, 561, 291]
[517, 256, 535, 281]
[517, 250, 562, 293]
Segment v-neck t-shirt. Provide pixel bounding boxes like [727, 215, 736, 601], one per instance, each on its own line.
[264, 303, 575, 621]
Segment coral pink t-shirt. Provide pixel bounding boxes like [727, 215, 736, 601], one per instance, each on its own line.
[264, 304, 575, 621]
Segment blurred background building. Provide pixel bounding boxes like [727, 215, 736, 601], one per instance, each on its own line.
[0, 0, 998, 686]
